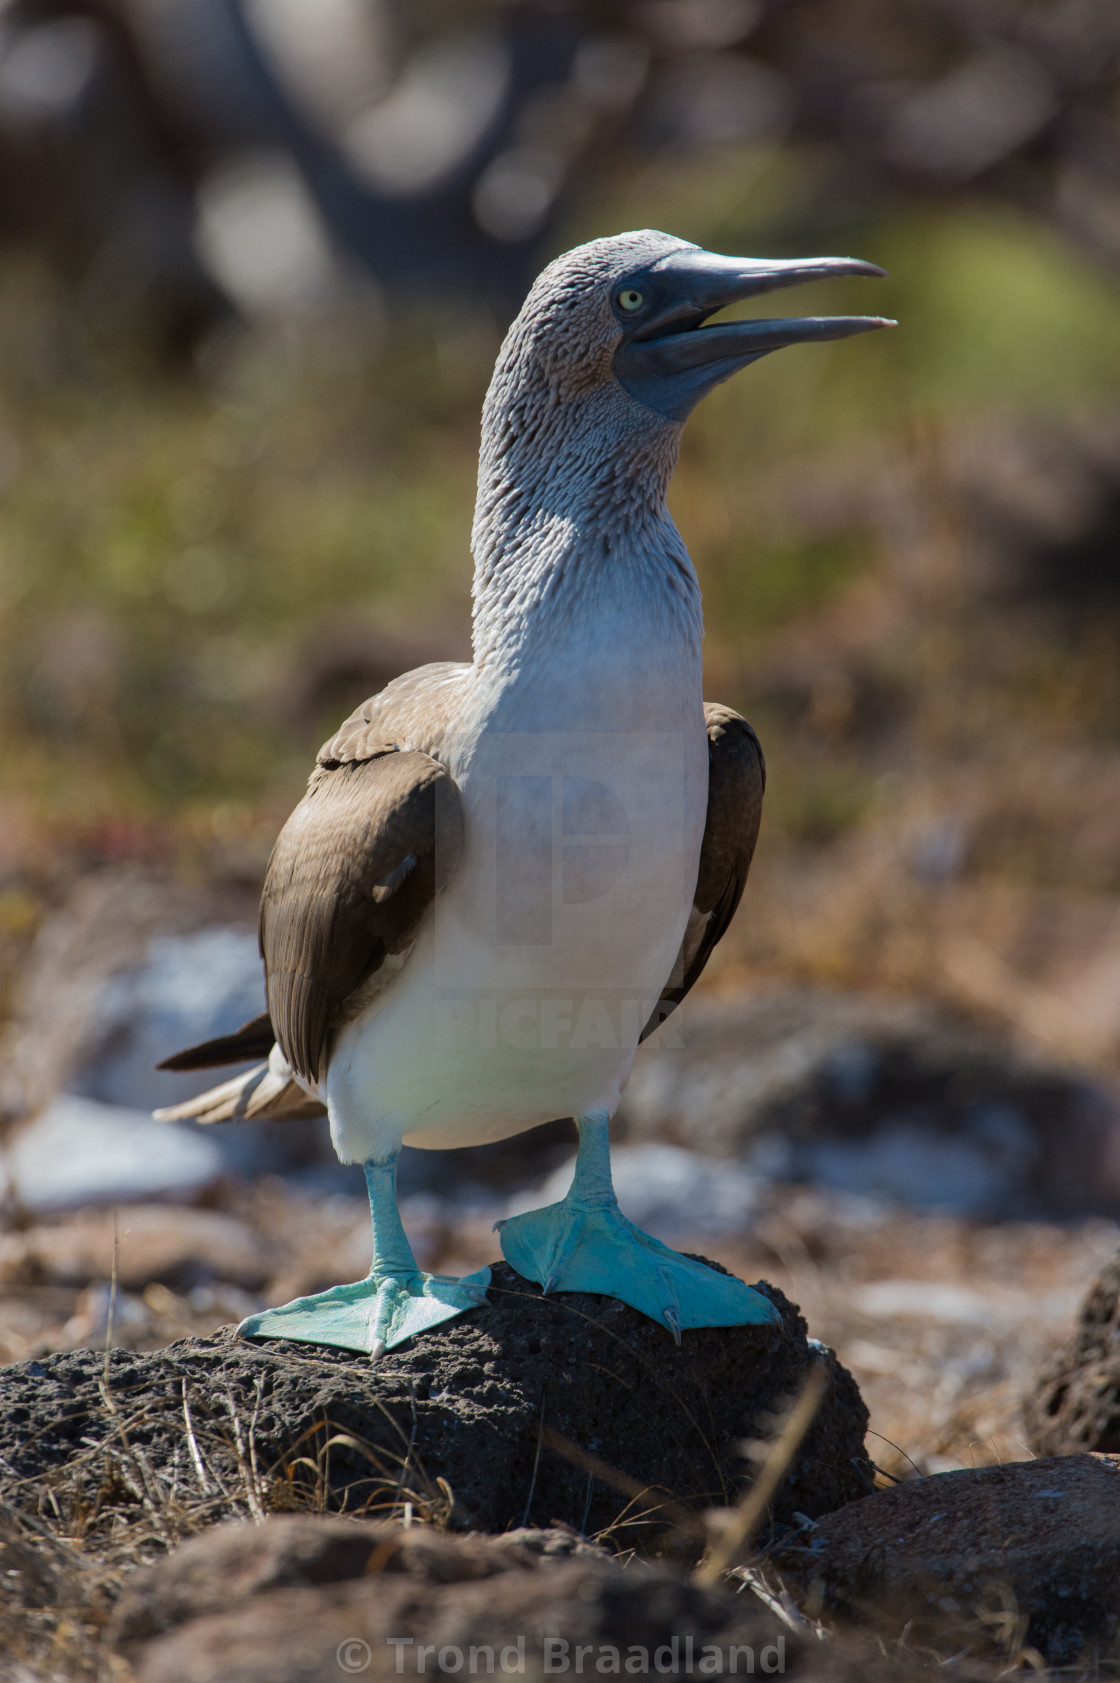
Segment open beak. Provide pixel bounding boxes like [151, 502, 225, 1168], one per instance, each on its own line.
[613, 248, 894, 420]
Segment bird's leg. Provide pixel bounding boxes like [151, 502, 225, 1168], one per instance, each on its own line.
[238, 1153, 490, 1360]
[497, 1111, 777, 1343]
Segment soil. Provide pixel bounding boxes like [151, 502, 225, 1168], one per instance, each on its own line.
[0, 1262, 868, 1547]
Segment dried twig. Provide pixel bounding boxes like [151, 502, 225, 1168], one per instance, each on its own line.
[248, 1378, 263, 1503]
[182, 1382, 211, 1498]
[393, 1383, 419, 1507]
[579, 1468, 595, 1536]
[521, 1389, 547, 1528]
[736, 1567, 820, 1636]
[102, 1212, 119, 1401]
[225, 1391, 265, 1523]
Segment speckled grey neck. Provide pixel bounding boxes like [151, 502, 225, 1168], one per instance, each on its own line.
[470, 231, 703, 667]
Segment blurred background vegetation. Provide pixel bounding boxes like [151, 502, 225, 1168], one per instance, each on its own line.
[1, 0, 1120, 1069]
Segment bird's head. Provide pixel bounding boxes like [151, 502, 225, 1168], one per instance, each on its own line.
[483, 228, 891, 444]
[473, 231, 891, 618]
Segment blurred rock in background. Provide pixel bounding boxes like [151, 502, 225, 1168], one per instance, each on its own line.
[0, 867, 323, 1199]
[0, 1094, 224, 1213]
[1, 870, 257, 1119]
[6, 863, 1120, 1227]
[1025, 1244, 1120, 1457]
[621, 990, 1120, 1221]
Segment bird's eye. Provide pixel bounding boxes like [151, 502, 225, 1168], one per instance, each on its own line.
[616, 288, 645, 313]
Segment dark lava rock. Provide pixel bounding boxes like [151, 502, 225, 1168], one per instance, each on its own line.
[111, 1515, 961, 1683]
[0, 1263, 867, 1542]
[1025, 1247, 1120, 1455]
[770, 1453, 1120, 1668]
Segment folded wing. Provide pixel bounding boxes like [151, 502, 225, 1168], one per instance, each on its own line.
[641, 703, 764, 1041]
[155, 728, 462, 1122]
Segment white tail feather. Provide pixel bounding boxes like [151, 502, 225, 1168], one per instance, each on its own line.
[153, 1065, 326, 1125]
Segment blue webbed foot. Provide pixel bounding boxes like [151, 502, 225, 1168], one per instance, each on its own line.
[237, 1154, 490, 1359]
[497, 1114, 778, 1343]
[498, 1200, 773, 1343]
[238, 1267, 491, 1359]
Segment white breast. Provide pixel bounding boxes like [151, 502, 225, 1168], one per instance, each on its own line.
[324, 589, 707, 1165]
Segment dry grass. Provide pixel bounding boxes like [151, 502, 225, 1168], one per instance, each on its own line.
[1, 1185, 1113, 1677]
[0, 1352, 462, 1678]
[4, 1342, 1102, 1682]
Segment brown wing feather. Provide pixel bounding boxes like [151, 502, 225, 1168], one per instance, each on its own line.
[157, 1011, 275, 1072]
[260, 743, 462, 1084]
[640, 703, 765, 1041]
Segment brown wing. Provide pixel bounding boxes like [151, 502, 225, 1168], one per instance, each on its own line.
[261, 738, 462, 1085]
[640, 703, 765, 1042]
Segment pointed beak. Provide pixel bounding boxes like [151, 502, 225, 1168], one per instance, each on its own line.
[613, 248, 894, 420]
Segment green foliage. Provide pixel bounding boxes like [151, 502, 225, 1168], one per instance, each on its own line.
[873, 202, 1120, 410]
[0, 271, 484, 818]
[768, 764, 878, 846]
[702, 533, 869, 634]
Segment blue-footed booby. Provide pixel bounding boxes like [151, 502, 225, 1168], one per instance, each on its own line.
[157, 230, 891, 1358]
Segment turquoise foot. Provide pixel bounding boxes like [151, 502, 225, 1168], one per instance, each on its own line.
[497, 1198, 777, 1344]
[238, 1266, 491, 1360]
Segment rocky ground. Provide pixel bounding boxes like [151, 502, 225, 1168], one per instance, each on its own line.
[1, 1200, 1120, 1679]
[0, 1267, 867, 1543]
[3, 900, 1120, 1678]
[1, 1173, 1115, 1476]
